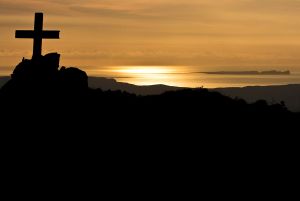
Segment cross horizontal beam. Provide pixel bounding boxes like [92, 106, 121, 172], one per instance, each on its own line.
[15, 30, 60, 39]
[15, 13, 60, 58]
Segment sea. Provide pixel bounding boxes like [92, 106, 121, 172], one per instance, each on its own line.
[88, 66, 300, 88]
[1, 65, 300, 88]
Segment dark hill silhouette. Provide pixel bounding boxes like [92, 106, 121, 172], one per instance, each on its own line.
[2, 75, 300, 112]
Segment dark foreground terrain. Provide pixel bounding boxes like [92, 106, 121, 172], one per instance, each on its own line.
[1, 54, 298, 186]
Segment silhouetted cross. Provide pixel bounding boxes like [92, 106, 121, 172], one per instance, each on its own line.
[15, 13, 60, 59]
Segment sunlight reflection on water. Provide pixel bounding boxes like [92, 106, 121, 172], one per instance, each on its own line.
[89, 66, 300, 88]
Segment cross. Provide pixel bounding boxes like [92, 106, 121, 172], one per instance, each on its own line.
[15, 13, 60, 59]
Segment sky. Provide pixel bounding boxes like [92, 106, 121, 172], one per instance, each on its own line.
[1, 0, 300, 75]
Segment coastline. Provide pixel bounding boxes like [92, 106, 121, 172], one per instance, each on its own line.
[200, 70, 291, 75]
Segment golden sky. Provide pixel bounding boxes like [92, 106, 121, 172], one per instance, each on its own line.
[1, 0, 300, 74]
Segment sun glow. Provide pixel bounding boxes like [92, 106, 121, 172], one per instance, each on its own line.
[108, 66, 195, 87]
[112, 66, 175, 75]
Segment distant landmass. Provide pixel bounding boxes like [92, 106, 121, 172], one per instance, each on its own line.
[214, 85, 300, 112]
[62, 77, 300, 112]
[88, 77, 183, 95]
[88, 78, 300, 113]
[0, 77, 9, 88]
[201, 70, 291, 75]
[87, 78, 300, 112]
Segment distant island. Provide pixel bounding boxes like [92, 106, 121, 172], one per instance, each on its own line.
[201, 70, 291, 75]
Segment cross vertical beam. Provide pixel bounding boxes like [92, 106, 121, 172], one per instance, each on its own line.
[33, 13, 43, 59]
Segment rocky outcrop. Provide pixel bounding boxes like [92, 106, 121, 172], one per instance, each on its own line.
[1, 53, 88, 96]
